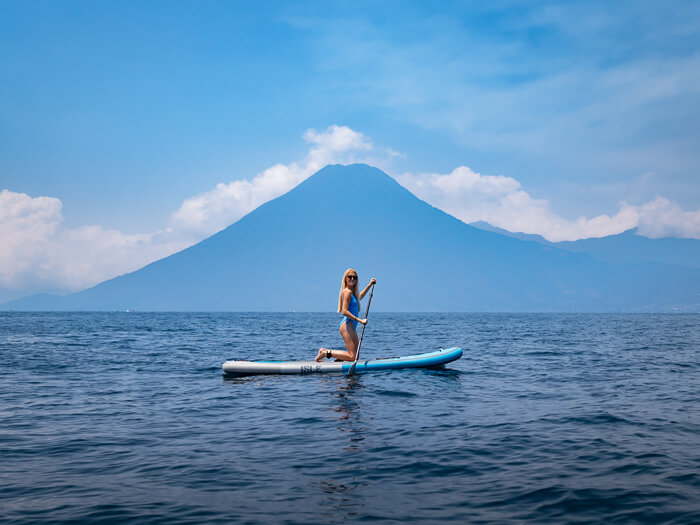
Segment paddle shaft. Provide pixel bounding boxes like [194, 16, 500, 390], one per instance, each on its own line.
[348, 282, 375, 374]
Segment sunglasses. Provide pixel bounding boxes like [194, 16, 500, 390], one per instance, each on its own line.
[347, 275, 357, 280]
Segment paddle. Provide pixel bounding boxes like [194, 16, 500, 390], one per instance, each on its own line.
[347, 282, 375, 375]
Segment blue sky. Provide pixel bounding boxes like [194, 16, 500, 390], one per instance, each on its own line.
[1, 0, 700, 296]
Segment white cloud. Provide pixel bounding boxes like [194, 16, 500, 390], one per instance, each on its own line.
[0, 125, 392, 294]
[304, 125, 373, 168]
[396, 166, 700, 241]
[44, 226, 187, 291]
[170, 162, 306, 237]
[0, 190, 64, 287]
[0, 189, 188, 293]
[635, 197, 700, 239]
[171, 125, 382, 236]
[4, 126, 699, 297]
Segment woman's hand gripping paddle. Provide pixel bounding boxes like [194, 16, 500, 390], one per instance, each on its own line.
[347, 283, 375, 375]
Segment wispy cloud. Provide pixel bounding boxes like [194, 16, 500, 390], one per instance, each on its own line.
[294, 2, 700, 206]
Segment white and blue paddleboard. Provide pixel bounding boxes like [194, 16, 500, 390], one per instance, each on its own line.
[222, 347, 463, 375]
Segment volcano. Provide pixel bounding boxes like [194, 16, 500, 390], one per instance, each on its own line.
[4, 164, 699, 311]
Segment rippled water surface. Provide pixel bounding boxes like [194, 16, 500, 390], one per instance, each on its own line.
[1, 312, 699, 524]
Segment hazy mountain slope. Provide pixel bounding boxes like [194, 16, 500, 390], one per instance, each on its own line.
[557, 229, 700, 269]
[469, 221, 551, 245]
[470, 222, 700, 269]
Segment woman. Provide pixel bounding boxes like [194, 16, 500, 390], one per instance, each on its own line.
[316, 268, 376, 362]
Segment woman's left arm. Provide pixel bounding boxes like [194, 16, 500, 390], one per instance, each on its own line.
[359, 278, 377, 299]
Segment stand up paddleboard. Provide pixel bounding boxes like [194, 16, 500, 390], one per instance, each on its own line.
[222, 347, 463, 376]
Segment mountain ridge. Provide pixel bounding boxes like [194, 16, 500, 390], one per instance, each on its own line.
[469, 222, 700, 269]
[3, 164, 699, 312]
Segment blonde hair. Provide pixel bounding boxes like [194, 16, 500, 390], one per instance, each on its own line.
[337, 268, 360, 313]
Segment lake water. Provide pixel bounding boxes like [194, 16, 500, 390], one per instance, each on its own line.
[1, 312, 699, 524]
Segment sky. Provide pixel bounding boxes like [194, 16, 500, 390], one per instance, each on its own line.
[1, 0, 700, 297]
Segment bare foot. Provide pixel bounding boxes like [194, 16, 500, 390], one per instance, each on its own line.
[315, 348, 327, 362]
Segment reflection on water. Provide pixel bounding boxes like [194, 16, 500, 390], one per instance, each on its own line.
[324, 374, 366, 451]
[312, 374, 368, 521]
[312, 478, 362, 523]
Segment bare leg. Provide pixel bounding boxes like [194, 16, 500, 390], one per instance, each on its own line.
[336, 322, 359, 361]
[315, 322, 359, 362]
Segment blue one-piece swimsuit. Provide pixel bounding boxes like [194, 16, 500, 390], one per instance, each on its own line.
[340, 293, 359, 330]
